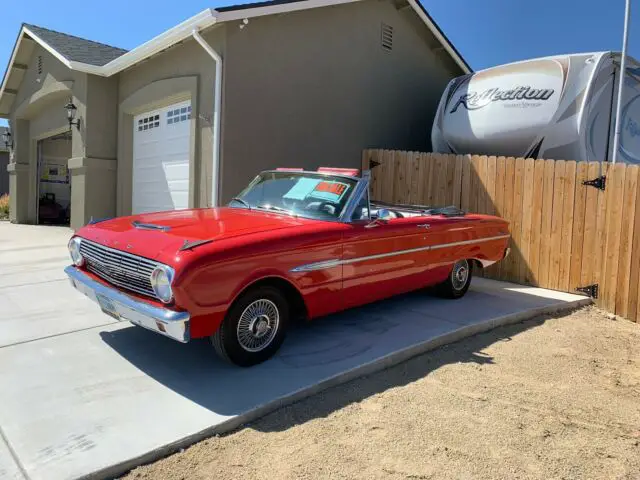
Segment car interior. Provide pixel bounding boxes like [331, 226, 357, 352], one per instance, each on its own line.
[367, 202, 467, 220]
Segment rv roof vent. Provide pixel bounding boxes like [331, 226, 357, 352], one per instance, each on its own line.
[381, 23, 393, 51]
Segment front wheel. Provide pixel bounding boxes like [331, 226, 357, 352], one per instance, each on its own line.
[211, 285, 289, 367]
[436, 259, 473, 299]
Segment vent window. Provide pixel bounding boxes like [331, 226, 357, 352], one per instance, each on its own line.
[167, 105, 191, 125]
[37, 55, 43, 75]
[381, 23, 393, 51]
[137, 114, 160, 132]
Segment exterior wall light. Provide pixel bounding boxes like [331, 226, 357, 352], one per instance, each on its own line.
[65, 101, 81, 130]
[1, 130, 12, 149]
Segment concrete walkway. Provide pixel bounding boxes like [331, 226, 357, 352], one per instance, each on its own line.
[0, 223, 591, 480]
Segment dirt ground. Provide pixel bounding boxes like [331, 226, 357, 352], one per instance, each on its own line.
[122, 306, 640, 480]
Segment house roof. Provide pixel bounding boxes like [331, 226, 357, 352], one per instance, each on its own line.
[23, 24, 128, 67]
[0, 0, 471, 118]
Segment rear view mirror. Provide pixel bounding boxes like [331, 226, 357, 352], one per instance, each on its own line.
[366, 208, 393, 228]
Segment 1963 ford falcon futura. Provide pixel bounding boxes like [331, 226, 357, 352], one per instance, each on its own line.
[65, 167, 510, 366]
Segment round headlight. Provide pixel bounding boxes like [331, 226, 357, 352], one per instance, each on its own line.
[151, 265, 175, 304]
[68, 237, 84, 267]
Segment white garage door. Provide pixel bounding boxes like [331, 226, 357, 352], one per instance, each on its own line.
[132, 100, 191, 214]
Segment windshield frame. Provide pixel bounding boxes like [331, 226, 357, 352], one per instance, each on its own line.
[230, 170, 371, 223]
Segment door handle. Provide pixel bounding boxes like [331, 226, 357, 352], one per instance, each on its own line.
[417, 224, 431, 229]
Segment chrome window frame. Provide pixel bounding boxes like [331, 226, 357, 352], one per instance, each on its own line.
[339, 170, 372, 223]
[232, 170, 367, 223]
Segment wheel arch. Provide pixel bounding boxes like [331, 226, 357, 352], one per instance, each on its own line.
[229, 275, 309, 323]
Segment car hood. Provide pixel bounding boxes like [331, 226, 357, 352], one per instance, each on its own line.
[76, 207, 314, 262]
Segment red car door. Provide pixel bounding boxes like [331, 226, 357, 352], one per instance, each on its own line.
[341, 215, 437, 309]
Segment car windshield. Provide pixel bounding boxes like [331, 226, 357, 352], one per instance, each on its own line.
[229, 171, 359, 221]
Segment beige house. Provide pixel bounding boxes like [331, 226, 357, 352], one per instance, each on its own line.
[0, 0, 470, 229]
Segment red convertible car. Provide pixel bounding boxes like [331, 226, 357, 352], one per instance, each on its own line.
[65, 167, 510, 366]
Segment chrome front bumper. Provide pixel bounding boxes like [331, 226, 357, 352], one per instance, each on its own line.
[65, 266, 190, 343]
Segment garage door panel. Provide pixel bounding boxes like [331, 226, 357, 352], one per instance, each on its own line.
[133, 101, 191, 214]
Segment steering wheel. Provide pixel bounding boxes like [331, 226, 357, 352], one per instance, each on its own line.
[305, 200, 336, 215]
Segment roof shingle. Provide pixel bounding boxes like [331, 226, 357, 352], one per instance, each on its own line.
[23, 24, 128, 66]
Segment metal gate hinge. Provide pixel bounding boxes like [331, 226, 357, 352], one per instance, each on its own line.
[576, 284, 599, 299]
[583, 175, 606, 191]
[369, 159, 381, 169]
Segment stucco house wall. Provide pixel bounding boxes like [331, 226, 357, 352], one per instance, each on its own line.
[220, 0, 463, 201]
[0, 150, 8, 196]
[6, 43, 118, 226]
[7, 45, 82, 223]
[2, 0, 468, 226]
[116, 27, 225, 216]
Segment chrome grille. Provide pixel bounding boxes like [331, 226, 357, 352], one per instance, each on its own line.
[79, 239, 159, 299]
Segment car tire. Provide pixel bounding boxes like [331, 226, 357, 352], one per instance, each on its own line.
[436, 259, 473, 299]
[211, 285, 289, 367]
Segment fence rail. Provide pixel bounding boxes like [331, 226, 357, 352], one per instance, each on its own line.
[362, 149, 640, 322]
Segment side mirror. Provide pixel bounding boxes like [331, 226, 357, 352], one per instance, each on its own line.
[365, 208, 393, 228]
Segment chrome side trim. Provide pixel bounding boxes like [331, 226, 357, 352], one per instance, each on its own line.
[132, 221, 171, 232]
[290, 258, 342, 272]
[290, 234, 510, 272]
[65, 266, 190, 343]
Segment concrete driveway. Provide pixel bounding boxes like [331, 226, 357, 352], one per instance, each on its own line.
[0, 223, 590, 480]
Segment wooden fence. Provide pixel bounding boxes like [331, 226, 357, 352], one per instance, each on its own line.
[362, 149, 640, 323]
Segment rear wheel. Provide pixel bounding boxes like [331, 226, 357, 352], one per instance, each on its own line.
[436, 259, 473, 299]
[211, 285, 289, 367]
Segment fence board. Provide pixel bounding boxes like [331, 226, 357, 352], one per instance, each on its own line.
[425, 153, 437, 206]
[538, 160, 556, 287]
[468, 156, 480, 214]
[602, 165, 626, 312]
[416, 153, 429, 206]
[511, 159, 525, 283]
[392, 151, 404, 204]
[529, 160, 546, 284]
[445, 155, 456, 206]
[500, 158, 516, 280]
[569, 162, 588, 293]
[364, 149, 640, 323]
[519, 158, 535, 284]
[616, 166, 638, 317]
[435, 154, 448, 206]
[478, 156, 489, 214]
[549, 160, 566, 289]
[558, 161, 577, 292]
[581, 162, 600, 288]
[460, 155, 471, 212]
[593, 163, 610, 309]
[630, 169, 640, 322]
[492, 157, 507, 279]
[408, 152, 421, 205]
[486, 156, 497, 216]
[380, 150, 395, 202]
[452, 155, 463, 207]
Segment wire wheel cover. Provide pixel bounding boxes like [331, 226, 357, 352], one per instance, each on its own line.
[236, 298, 280, 352]
[451, 260, 469, 291]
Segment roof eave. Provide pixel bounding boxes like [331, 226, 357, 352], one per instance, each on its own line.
[0, 0, 470, 113]
[100, 9, 217, 76]
[405, 0, 470, 74]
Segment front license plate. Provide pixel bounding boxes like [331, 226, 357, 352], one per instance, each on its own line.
[96, 293, 120, 320]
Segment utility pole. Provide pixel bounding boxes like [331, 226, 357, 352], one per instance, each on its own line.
[612, 0, 632, 164]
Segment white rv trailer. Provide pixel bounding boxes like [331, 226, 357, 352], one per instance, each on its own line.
[431, 52, 640, 163]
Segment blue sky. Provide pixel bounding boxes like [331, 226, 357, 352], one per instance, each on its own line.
[0, 0, 637, 126]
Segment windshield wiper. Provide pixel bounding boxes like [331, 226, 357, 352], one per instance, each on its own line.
[257, 204, 297, 217]
[230, 197, 251, 209]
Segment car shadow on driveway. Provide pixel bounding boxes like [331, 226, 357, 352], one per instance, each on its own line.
[98, 283, 576, 432]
